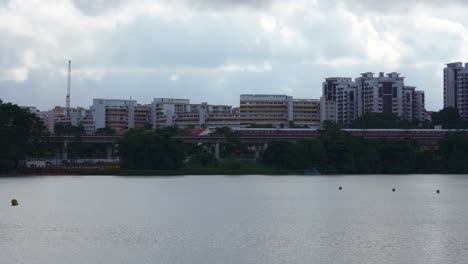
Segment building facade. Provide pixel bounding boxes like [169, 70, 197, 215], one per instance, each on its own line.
[39, 106, 92, 134]
[240, 94, 320, 128]
[444, 62, 468, 120]
[293, 99, 321, 128]
[92, 99, 137, 133]
[240, 94, 293, 127]
[151, 98, 237, 128]
[322, 72, 426, 125]
[320, 77, 357, 125]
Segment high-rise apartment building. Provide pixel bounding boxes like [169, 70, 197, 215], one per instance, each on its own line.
[356, 72, 420, 119]
[413, 90, 425, 121]
[444, 62, 468, 119]
[320, 78, 358, 125]
[321, 72, 426, 125]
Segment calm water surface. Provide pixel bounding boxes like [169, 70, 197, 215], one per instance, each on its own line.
[1, 175, 468, 264]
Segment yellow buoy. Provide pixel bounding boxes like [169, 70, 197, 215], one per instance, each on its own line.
[11, 199, 18, 206]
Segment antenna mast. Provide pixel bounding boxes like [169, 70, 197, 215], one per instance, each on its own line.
[66, 60, 71, 117]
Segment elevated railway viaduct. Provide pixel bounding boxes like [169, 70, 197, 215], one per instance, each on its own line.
[50, 129, 454, 160]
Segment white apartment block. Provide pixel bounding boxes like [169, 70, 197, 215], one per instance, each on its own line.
[444, 62, 468, 120]
[357, 72, 405, 117]
[151, 98, 236, 128]
[321, 72, 426, 125]
[356, 72, 425, 121]
[320, 78, 357, 125]
[92, 99, 136, 133]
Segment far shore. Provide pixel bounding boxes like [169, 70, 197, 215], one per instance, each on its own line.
[1, 168, 463, 176]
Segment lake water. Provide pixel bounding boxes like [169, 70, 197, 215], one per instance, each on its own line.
[1, 175, 468, 264]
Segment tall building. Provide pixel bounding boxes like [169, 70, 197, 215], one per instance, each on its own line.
[320, 78, 357, 125]
[413, 90, 426, 121]
[321, 72, 426, 125]
[355, 72, 425, 120]
[92, 99, 137, 133]
[444, 62, 468, 119]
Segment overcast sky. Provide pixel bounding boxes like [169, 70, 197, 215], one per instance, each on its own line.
[1, 0, 468, 111]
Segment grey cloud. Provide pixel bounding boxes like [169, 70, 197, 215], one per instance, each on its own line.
[71, 0, 127, 15]
[97, 16, 271, 68]
[71, 0, 276, 16]
[339, 0, 468, 12]
[183, 0, 276, 9]
[3, 0, 463, 112]
[0, 0, 10, 7]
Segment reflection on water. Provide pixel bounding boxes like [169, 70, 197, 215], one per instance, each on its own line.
[1, 175, 467, 264]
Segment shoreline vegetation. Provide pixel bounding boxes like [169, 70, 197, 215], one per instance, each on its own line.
[2, 160, 301, 176]
[3, 101, 468, 176]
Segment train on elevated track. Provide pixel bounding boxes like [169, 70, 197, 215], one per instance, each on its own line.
[232, 128, 466, 139]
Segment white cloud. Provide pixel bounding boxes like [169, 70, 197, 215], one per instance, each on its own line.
[169, 73, 179, 82]
[2, 0, 468, 111]
[216, 61, 272, 72]
[0, 67, 28, 81]
[260, 15, 277, 32]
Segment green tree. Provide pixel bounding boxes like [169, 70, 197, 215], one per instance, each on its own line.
[0, 102, 47, 172]
[95, 127, 116, 136]
[351, 138, 381, 174]
[431, 107, 467, 128]
[189, 152, 218, 167]
[447, 149, 468, 173]
[351, 112, 414, 129]
[376, 139, 418, 174]
[54, 123, 85, 136]
[291, 139, 327, 170]
[261, 140, 296, 169]
[438, 131, 468, 173]
[320, 121, 356, 173]
[118, 128, 186, 170]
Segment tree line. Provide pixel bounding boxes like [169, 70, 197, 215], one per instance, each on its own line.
[261, 121, 466, 174]
[3, 99, 468, 174]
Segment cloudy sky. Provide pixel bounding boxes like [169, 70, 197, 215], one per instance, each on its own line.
[1, 0, 468, 111]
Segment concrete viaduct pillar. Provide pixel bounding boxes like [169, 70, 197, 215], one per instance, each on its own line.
[253, 143, 269, 160]
[61, 142, 68, 160]
[214, 142, 220, 159]
[106, 144, 113, 160]
[254, 145, 261, 160]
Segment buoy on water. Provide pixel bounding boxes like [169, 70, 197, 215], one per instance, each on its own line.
[11, 199, 18, 206]
[339, 186, 342, 190]
[436, 189, 440, 194]
[392, 188, 396, 192]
